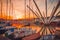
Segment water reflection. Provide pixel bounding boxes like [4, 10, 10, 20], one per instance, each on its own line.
[12, 23, 60, 35]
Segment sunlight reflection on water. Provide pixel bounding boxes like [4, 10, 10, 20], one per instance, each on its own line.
[12, 23, 60, 35]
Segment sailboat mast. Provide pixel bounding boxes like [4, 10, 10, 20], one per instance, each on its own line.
[45, 0, 47, 23]
[50, 11, 60, 22]
[9, 0, 11, 20]
[1, 0, 2, 18]
[29, 0, 30, 20]
[49, 0, 60, 23]
[9, 0, 10, 20]
[11, 0, 13, 20]
[33, 0, 44, 23]
[6, 0, 8, 20]
[24, 0, 26, 20]
[27, 5, 40, 19]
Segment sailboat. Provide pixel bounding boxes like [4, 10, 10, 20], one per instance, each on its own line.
[23, 0, 60, 40]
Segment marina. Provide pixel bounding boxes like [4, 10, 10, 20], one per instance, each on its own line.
[0, 0, 60, 40]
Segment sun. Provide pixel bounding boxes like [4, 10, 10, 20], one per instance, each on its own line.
[16, 15, 23, 19]
[13, 10, 24, 19]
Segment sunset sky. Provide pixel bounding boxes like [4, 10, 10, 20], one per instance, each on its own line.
[0, 0, 60, 19]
